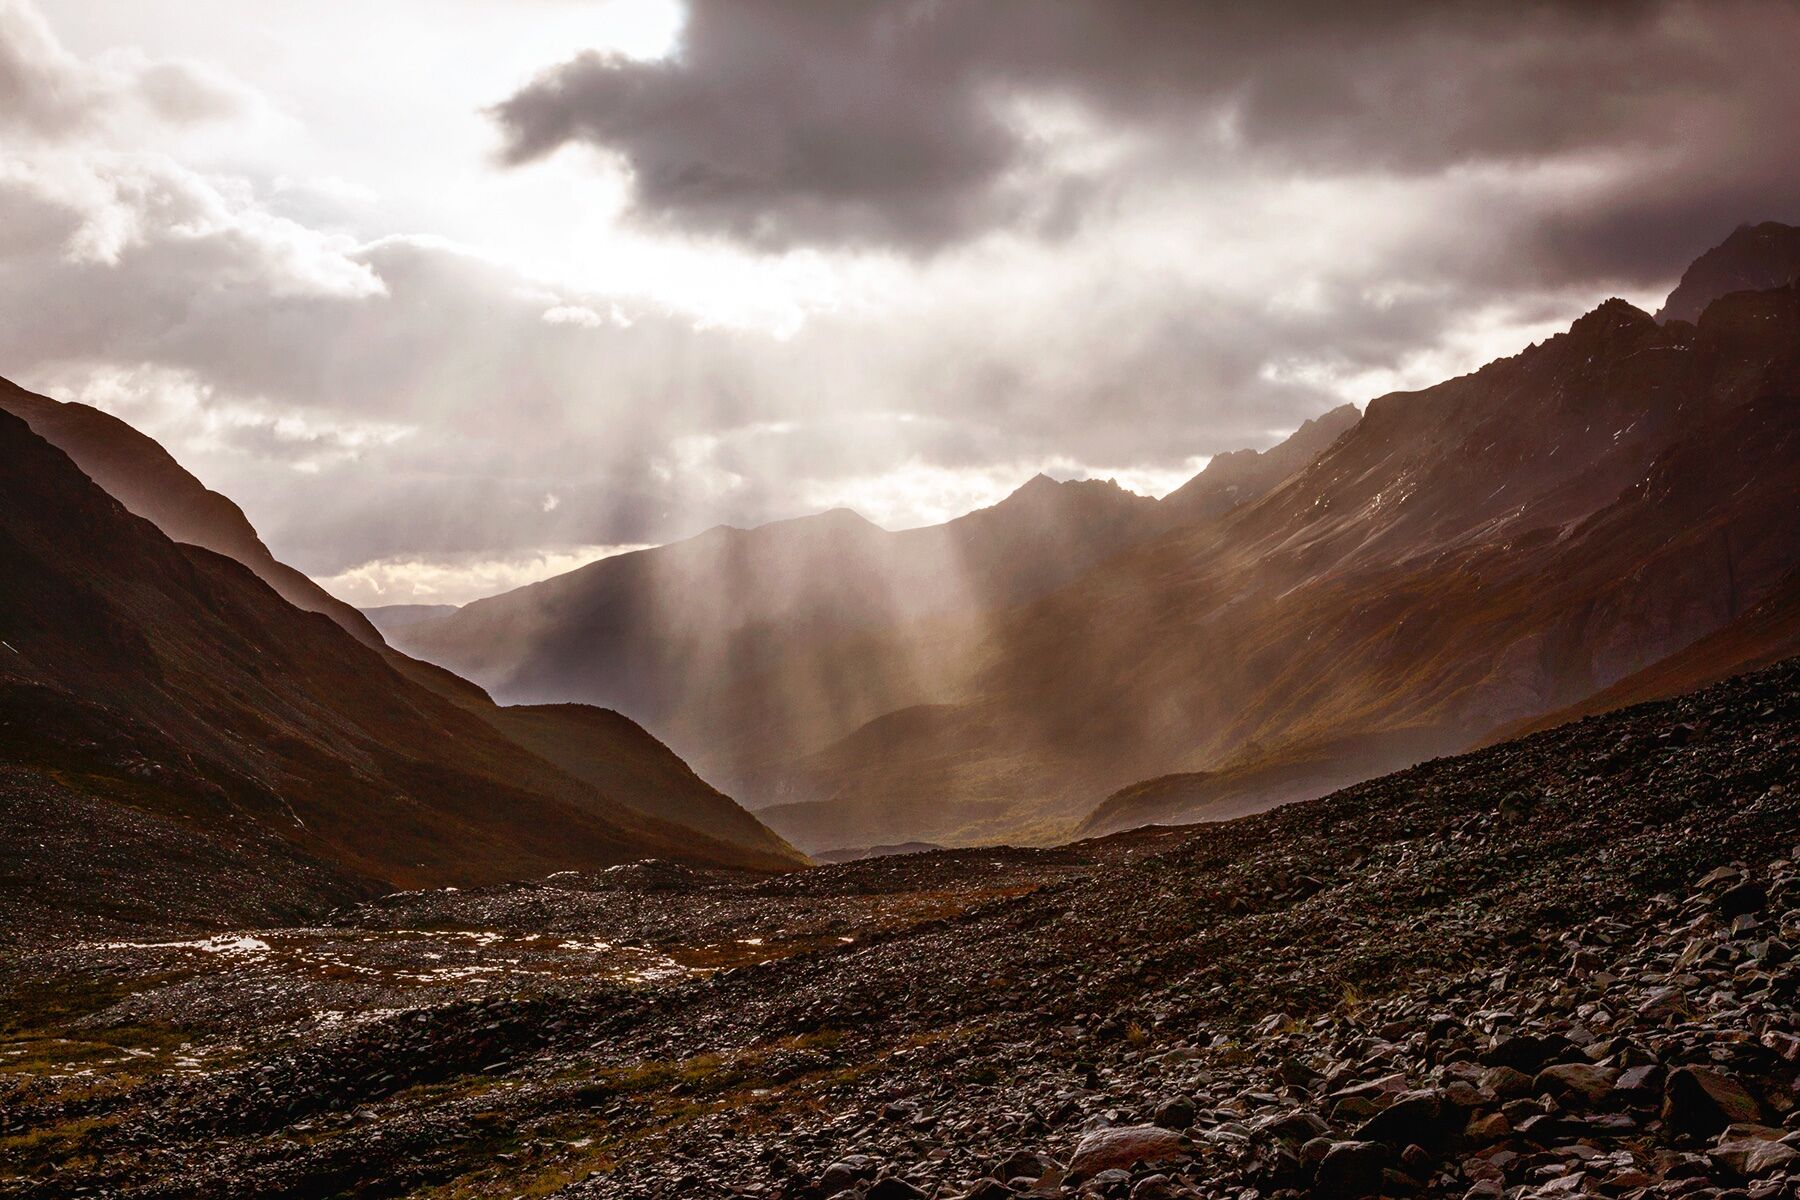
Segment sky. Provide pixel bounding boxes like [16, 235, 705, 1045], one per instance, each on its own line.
[4, 0, 1798, 606]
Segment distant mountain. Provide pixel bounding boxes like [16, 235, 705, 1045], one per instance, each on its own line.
[363, 603, 461, 636]
[0, 381, 384, 649]
[810, 841, 944, 864]
[771, 277, 1800, 849]
[1160, 402, 1360, 521]
[393, 471, 1166, 780]
[404, 226, 1800, 853]
[1656, 220, 1800, 323]
[394, 413, 1361, 814]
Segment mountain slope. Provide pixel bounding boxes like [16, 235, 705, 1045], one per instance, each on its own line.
[363, 603, 459, 636]
[14, 654, 1797, 1195]
[1486, 565, 1800, 744]
[770, 278, 1800, 849]
[0, 380, 384, 649]
[393, 472, 1165, 779]
[1159, 401, 1360, 520]
[1656, 219, 1800, 323]
[0, 379, 800, 867]
[0, 409, 800, 927]
[482, 703, 800, 858]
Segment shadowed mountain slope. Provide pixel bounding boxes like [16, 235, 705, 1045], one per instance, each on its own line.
[0, 409, 801, 928]
[1486, 566, 1800, 745]
[0, 380, 800, 867]
[1159, 402, 1360, 521]
[481, 703, 799, 858]
[0, 380, 384, 649]
[1657, 220, 1800, 323]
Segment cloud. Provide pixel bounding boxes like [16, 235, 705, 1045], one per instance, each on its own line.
[0, 0, 257, 139]
[490, 0, 1800, 261]
[7, 0, 1799, 597]
[490, 5, 1023, 252]
[0, 2, 379, 328]
[314, 543, 654, 607]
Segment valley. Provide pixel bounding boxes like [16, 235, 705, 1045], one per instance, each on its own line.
[3, 656, 1795, 1198]
[3, 20, 1799, 1194]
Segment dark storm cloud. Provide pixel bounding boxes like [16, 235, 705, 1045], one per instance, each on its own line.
[492, 0, 1799, 262]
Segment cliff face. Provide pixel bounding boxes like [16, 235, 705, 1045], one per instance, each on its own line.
[1656, 220, 1800, 324]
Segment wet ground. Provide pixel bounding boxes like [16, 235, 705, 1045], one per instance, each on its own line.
[0, 847, 1106, 1158]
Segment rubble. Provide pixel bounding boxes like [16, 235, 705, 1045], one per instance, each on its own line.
[2, 660, 1796, 1199]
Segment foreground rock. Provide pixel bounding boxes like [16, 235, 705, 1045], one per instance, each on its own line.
[2, 659, 1798, 1199]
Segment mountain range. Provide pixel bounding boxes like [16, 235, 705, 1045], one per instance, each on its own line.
[388, 402, 1364, 833]
[391, 223, 1800, 854]
[6, 222, 1796, 895]
[0, 391, 803, 930]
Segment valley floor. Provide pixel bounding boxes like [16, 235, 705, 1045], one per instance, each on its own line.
[3, 662, 1798, 1200]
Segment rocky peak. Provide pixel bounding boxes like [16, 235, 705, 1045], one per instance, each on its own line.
[1657, 220, 1800, 324]
[993, 472, 1145, 515]
[1567, 296, 1657, 342]
[1160, 403, 1361, 522]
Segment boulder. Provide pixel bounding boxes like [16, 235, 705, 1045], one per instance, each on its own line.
[1709, 1134, 1799, 1178]
[867, 1179, 928, 1200]
[1480, 1034, 1574, 1073]
[992, 1149, 1049, 1182]
[1067, 1124, 1189, 1178]
[1716, 880, 1768, 918]
[1532, 1063, 1618, 1108]
[1478, 1065, 1535, 1100]
[1356, 1090, 1458, 1149]
[961, 1181, 1013, 1200]
[1662, 1066, 1762, 1137]
[818, 1155, 880, 1193]
[1151, 1095, 1195, 1130]
[1255, 1108, 1330, 1143]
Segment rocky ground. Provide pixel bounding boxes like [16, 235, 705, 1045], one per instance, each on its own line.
[2, 660, 1797, 1200]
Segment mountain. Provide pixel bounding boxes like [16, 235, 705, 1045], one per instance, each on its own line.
[1656, 220, 1800, 323]
[1159, 402, 1360, 520]
[0, 379, 800, 868]
[0, 380, 384, 649]
[392, 472, 1165, 780]
[393, 416, 1357, 815]
[399, 226, 1800, 853]
[1485, 565, 1800, 745]
[770, 278, 1800, 849]
[0, 408, 807, 929]
[362, 603, 461, 636]
[480, 702, 798, 857]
